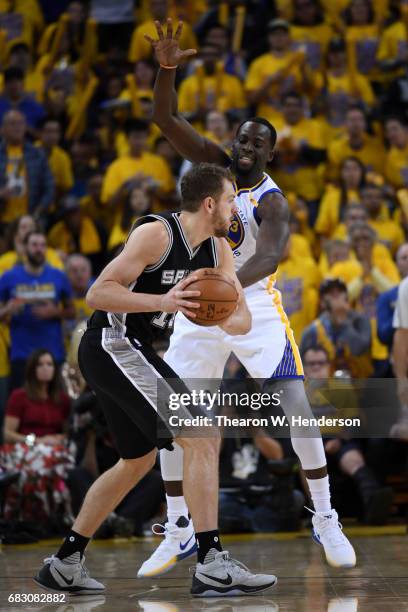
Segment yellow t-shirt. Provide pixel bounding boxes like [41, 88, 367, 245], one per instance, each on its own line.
[0, 322, 9, 377]
[47, 145, 74, 194]
[0, 0, 43, 49]
[291, 23, 333, 71]
[345, 25, 380, 78]
[80, 195, 112, 231]
[0, 247, 63, 275]
[377, 21, 408, 80]
[385, 143, 408, 190]
[128, 19, 197, 63]
[325, 71, 375, 128]
[315, 186, 360, 238]
[245, 51, 307, 124]
[276, 255, 319, 343]
[101, 153, 175, 215]
[1, 145, 28, 223]
[48, 217, 102, 255]
[368, 217, 405, 255]
[178, 72, 246, 114]
[327, 135, 385, 181]
[108, 217, 139, 252]
[289, 232, 313, 260]
[273, 118, 326, 201]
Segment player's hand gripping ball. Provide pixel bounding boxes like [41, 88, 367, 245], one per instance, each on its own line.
[184, 268, 238, 326]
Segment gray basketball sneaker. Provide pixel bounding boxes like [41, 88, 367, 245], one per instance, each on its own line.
[191, 550, 277, 597]
[33, 554, 105, 595]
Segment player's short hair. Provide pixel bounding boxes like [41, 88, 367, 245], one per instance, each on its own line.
[236, 117, 277, 149]
[180, 163, 234, 212]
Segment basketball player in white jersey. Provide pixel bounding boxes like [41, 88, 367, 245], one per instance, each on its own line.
[138, 19, 356, 577]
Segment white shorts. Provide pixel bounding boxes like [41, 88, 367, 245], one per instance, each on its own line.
[165, 287, 304, 380]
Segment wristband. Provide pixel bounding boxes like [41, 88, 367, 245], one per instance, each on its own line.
[160, 63, 178, 69]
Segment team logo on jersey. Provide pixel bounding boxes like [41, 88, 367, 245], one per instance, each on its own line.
[227, 213, 245, 250]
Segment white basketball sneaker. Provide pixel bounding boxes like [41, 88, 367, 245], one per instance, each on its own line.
[191, 550, 277, 597]
[137, 516, 196, 578]
[311, 509, 356, 568]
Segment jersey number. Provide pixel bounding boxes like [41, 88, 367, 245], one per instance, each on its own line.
[151, 311, 176, 329]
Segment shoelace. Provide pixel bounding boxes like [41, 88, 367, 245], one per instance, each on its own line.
[150, 523, 180, 558]
[305, 506, 346, 547]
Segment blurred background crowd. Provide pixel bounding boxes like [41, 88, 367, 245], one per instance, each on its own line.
[0, 0, 407, 542]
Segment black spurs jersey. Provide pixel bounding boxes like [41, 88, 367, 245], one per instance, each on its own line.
[88, 211, 219, 344]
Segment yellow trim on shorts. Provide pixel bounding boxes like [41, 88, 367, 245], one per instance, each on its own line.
[267, 276, 304, 376]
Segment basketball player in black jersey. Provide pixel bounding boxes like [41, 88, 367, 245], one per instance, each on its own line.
[34, 163, 278, 597]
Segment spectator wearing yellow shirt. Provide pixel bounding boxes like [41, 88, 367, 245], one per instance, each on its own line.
[347, 222, 400, 373]
[327, 106, 385, 181]
[245, 19, 312, 128]
[39, 117, 73, 198]
[290, 0, 333, 71]
[65, 254, 94, 331]
[0, 0, 43, 51]
[377, 11, 408, 81]
[203, 23, 247, 80]
[275, 235, 319, 343]
[48, 196, 106, 274]
[178, 44, 246, 121]
[384, 116, 408, 190]
[273, 92, 327, 222]
[101, 118, 176, 215]
[108, 183, 152, 255]
[360, 183, 404, 254]
[120, 59, 155, 112]
[128, 0, 197, 63]
[315, 156, 364, 239]
[344, 0, 380, 79]
[323, 38, 375, 131]
[80, 173, 112, 232]
[0, 214, 63, 275]
[5, 42, 44, 102]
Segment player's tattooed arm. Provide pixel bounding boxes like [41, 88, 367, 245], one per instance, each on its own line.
[237, 191, 290, 288]
[86, 222, 200, 318]
[217, 238, 252, 335]
[147, 19, 230, 166]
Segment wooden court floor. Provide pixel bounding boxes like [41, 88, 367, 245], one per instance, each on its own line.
[0, 527, 407, 612]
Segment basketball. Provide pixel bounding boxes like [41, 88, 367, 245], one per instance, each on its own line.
[184, 268, 238, 326]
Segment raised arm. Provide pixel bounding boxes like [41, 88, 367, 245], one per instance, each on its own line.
[237, 192, 290, 288]
[146, 19, 230, 166]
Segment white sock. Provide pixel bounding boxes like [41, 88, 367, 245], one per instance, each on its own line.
[166, 494, 189, 524]
[306, 475, 332, 514]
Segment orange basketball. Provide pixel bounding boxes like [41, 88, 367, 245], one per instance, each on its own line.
[184, 268, 238, 326]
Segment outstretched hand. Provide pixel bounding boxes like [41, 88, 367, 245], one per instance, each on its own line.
[144, 18, 197, 68]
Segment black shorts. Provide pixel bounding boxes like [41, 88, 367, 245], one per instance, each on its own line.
[78, 327, 202, 459]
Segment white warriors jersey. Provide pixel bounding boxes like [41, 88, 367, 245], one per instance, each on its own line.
[227, 172, 282, 293]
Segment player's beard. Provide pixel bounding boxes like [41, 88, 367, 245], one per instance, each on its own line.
[213, 210, 230, 238]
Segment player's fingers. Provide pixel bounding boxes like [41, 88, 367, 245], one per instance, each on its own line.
[182, 49, 197, 58]
[179, 307, 197, 318]
[166, 17, 173, 39]
[178, 275, 198, 288]
[174, 21, 183, 40]
[154, 20, 164, 40]
[176, 289, 201, 298]
[177, 300, 200, 309]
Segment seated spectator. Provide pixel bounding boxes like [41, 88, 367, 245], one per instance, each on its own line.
[203, 23, 247, 79]
[344, 0, 379, 80]
[5, 41, 44, 102]
[101, 118, 175, 215]
[48, 196, 106, 274]
[79, 173, 107, 229]
[275, 235, 320, 343]
[108, 183, 151, 254]
[320, 38, 374, 136]
[360, 182, 404, 254]
[38, 117, 74, 198]
[290, 0, 333, 72]
[384, 116, 408, 190]
[300, 278, 372, 377]
[376, 6, 408, 82]
[0, 214, 63, 274]
[0, 349, 74, 532]
[128, 0, 197, 63]
[377, 243, 408, 348]
[303, 345, 393, 524]
[315, 156, 365, 239]
[65, 254, 94, 330]
[273, 92, 327, 221]
[245, 19, 314, 127]
[0, 67, 45, 133]
[178, 44, 246, 123]
[0, 110, 54, 225]
[0, 231, 74, 389]
[327, 107, 385, 181]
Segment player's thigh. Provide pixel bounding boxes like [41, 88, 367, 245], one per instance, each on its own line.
[165, 313, 228, 379]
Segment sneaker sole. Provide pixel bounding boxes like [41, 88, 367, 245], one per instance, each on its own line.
[33, 577, 105, 596]
[191, 577, 277, 597]
[137, 542, 197, 578]
[312, 532, 356, 569]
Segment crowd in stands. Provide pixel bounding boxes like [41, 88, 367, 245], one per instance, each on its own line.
[0, 0, 407, 539]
